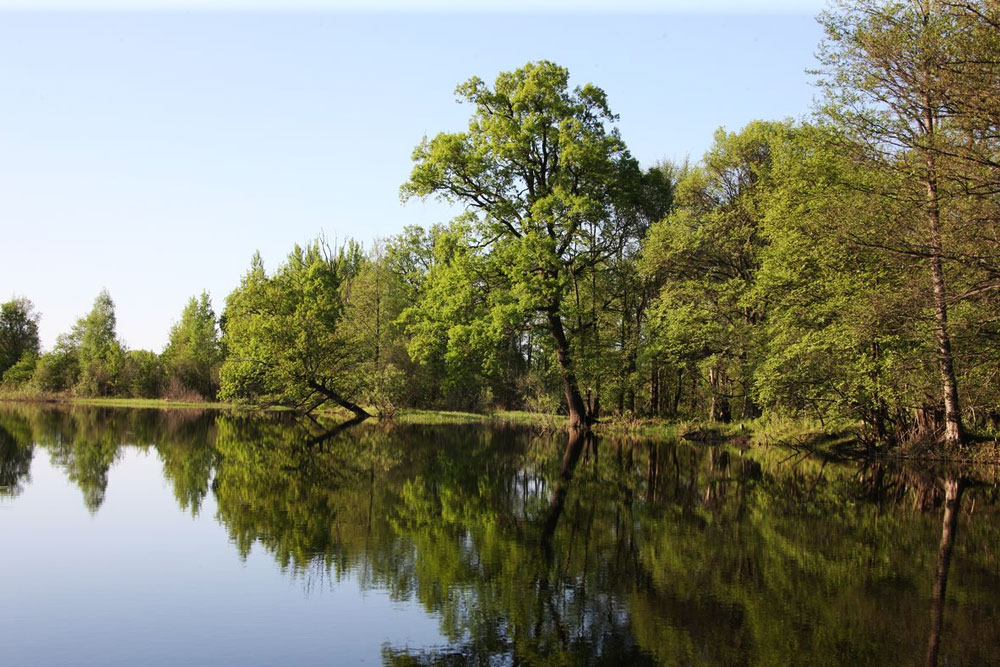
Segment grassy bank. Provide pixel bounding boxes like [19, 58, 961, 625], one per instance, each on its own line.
[394, 409, 564, 430]
[0, 391, 234, 411]
[4, 394, 994, 462]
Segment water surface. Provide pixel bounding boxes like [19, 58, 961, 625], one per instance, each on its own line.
[1, 404, 997, 665]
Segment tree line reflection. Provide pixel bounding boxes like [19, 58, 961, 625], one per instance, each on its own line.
[1, 403, 998, 666]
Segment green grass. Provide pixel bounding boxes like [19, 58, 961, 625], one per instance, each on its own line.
[0, 391, 235, 411]
[395, 409, 562, 429]
[70, 397, 234, 410]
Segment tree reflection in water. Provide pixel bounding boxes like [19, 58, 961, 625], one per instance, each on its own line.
[1, 402, 998, 665]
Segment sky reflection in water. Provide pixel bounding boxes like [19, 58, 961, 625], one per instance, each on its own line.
[0, 404, 998, 666]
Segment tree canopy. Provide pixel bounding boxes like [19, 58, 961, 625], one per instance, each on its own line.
[403, 60, 643, 428]
[219, 242, 371, 418]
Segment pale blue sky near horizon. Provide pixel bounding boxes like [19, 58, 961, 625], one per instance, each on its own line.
[1, 2, 828, 351]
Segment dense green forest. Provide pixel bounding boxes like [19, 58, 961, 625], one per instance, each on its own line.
[3, 1, 999, 449]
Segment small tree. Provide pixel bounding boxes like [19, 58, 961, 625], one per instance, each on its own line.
[73, 290, 126, 397]
[0, 297, 40, 378]
[124, 350, 166, 399]
[162, 292, 222, 399]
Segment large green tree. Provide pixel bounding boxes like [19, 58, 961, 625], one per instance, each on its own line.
[402, 61, 641, 428]
[219, 243, 371, 419]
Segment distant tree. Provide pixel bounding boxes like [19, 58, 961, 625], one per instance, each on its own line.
[1, 351, 37, 388]
[382, 226, 445, 407]
[0, 297, 40, 378]
[123, 349, 166, 399]
[32, 333, 80, 392]
[162, 292, 222, 399]
[73, 290, 126, 396]
[642, 122, 788, 421]
[337, 242, 412, 417]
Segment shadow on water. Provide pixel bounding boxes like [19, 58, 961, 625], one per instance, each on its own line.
[2, 402, 999, 665]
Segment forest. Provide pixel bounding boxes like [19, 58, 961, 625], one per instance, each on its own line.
[3, 0, 999, 451]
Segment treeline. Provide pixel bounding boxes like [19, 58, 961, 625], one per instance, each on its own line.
[0, 291, 222, 402]
[3, 1, 999, 447]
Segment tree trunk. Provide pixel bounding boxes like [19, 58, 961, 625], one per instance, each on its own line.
[673, 367, 683, 417]
[650, 363, 660, 417]
[308, 381, 372, 419]
[708, 366, 732, 423]
[924, 127, 963, 447]
[546, 307, 589, 429]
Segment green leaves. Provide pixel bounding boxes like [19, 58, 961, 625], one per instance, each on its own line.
[162, 292, 221, 399]
[220, 240, 357, 413]
[641, 121, 788, 420]
[402, 61, 642, 423]
[0, 297, 40, 379]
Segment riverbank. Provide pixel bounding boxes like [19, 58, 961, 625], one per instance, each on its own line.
[0, 392, 233, 411]
[3, 394, 997, 462]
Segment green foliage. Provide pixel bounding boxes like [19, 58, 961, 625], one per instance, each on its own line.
[398, 222, 525, 411]
[123, 349, 166, 399]
[642, 121, 789, 421]
[32, 334, 80, 393]
[0, 297, 40, 378]
[162, 292, 222, 399]
[73, 290, 127, 397]
[751, 124, 910, 434]
[220, 242, 370, 416]
[402, 60, 644, 424]
[1, 350, 38, 388]
[338, 242, 411, 416]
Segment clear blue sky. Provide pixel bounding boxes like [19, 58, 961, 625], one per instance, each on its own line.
[0, 1, 827, 351]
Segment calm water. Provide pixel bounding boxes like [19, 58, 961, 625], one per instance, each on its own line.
[0, 404, 998, 666]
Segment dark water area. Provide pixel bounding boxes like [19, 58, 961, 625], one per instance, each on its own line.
[1, 404, 998, 666]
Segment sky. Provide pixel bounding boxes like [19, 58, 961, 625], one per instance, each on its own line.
[0, 1, 828, 352]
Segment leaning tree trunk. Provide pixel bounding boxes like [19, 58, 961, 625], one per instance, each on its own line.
[308, 380, 372, 420]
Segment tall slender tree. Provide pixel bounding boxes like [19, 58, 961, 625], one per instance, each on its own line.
[817, 0, 974, 445]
